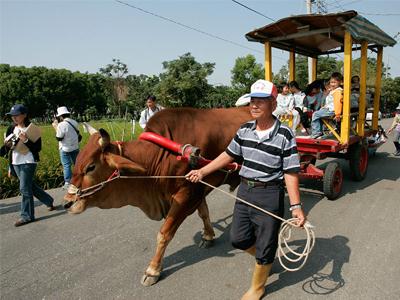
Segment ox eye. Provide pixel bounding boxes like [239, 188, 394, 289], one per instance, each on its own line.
[85, 164, 95, 174]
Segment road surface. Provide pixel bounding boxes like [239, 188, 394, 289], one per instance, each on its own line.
[1, 118, 399, 299]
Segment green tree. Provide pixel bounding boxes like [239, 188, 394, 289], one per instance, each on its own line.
[274, 56, 341, 89]
[125, 74, 160, 119]
[203, 85, 242, 108]
[231, 54, 264, 95]
[157, 53, 215, 107]
[381, 77, 400, 112]
[351, 57, 389, 87]
[0, 64, 108, 120]
[273, 64, 289, 85]
[99, 58, 129, 117]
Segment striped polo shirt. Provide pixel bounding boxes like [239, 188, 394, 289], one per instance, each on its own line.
[226, 119, 300, 182]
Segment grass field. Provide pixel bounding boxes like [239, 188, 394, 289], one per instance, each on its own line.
[0, 120, 142, 199]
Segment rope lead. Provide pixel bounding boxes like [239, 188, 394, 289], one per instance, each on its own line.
[72, 174, 315, 271]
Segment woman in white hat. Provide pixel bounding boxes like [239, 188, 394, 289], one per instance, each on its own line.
[387, 103, 400, 156]
[52, 106, 80, 189]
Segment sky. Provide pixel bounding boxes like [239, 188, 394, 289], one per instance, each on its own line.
[1, 0, 400, 85]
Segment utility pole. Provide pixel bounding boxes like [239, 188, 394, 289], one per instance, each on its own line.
[307, 0, 313, 84]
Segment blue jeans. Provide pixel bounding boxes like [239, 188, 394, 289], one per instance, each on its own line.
[311, 108, 334, 135]
[60, 149, 79, 184]
[13, 163, 54, 221]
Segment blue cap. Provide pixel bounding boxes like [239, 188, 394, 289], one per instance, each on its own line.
[6, 104, 28, 116]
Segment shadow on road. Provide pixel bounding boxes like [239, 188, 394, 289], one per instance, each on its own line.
[161, 214, 236, 281]
[161, 187, 326, 284]
[267, 235, 350, 296]
[0, 200, 54, 215]
[0, 199, 66, 219]
[300, 152, 400, 199]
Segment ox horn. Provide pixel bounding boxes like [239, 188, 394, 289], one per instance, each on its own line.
[83, 122, 98, 135]
[98, 128, 110, 150]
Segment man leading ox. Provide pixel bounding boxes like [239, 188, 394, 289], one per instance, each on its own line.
[187, 79, 306, 300]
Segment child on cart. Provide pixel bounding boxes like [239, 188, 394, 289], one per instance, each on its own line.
[304, 79, 325, 112]
[289, 81, 309, 132]
[273, 83, 300, 133]
[310, 72, 343, 139]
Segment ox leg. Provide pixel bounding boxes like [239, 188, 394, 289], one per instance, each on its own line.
[141, 205, 188, 287]
[197, 199, 215, 248]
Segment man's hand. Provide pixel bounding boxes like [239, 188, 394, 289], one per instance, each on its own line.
[387, 128, 393, 134]
[52, 119, 58, 130]
[186, 169, 204, 183]
[334, 115, 341, 122]
[291, 208, 306, 227]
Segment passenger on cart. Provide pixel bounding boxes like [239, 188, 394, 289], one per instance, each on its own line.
[350, 75, 361, 112]
[273, 83, 300, 133]
[304, 79, 325, 112]
[310, 72, 343, 139]
[289, 81, 309, 133]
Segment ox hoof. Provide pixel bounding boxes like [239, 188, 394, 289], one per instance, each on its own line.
[198, 238, 214, 248]
[141, 273, 160, 287]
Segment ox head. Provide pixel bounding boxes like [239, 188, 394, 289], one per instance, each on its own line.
[64, 126, 147, 214]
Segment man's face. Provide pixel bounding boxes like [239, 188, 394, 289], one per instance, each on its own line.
[146, 99, 156, 109]
[249, 97, 276, 119]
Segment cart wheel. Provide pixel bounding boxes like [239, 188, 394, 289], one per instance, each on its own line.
[349, 143, 368, 181]
[323, 162, 343, 200]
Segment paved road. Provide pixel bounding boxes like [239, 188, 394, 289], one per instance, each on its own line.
[1, 118, 399, 300]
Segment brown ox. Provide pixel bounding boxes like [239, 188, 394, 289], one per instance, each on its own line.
[64, 106, 253, 286]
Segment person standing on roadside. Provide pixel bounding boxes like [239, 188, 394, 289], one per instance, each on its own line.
[387, 103, 400, 156]
[52, 106, 80, 189]
[0, 104, 55, 227]
[186, 79, 306, 300]
[139, 96, 163, 129]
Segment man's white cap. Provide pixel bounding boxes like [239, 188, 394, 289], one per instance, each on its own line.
[245, 79, 278, 99]
[56, 106, 71, 117]
[396, 103, 400, 110]
[235, 94, 251, 107]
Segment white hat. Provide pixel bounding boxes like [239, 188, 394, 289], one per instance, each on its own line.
[235, 94, 251, 107]
[246, 79, 278, 99]
[396, 103, 400, 110]
[56, 106, 71, 117]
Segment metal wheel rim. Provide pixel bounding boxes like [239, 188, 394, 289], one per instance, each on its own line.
[333, 168, 343, 194]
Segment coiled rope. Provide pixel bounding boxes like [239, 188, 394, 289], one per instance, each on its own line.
[198, 179, 315, 272]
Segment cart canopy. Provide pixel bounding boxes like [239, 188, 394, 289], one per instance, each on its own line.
[245, 10, 396, 57]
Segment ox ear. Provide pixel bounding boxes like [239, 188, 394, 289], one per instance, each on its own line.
[104, 153, 147, 174]
[98, 128, 110, 151]
[83, 122, 98, 135]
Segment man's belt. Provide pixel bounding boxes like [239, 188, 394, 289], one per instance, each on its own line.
[241, 178, 282, 188]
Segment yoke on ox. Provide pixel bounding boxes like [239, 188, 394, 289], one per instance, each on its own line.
[64, 107, 253, 286]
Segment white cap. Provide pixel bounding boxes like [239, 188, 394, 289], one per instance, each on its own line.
[56, 106, 71, 117]
[235, 94, 251, 107]
[246, 79, 278, 99]
[396, 103, 400, 110]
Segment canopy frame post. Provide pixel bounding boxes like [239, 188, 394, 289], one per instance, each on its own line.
[289, 50, 296, 81]
[372, 46, 383, 130]
[341, 31, 352, 144]
[357, 41, 368, 136]
[311, 57, 317, 82]
[264, 42, 272, 81]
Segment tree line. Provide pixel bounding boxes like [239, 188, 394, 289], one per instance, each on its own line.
[1, 53, 399, 121]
